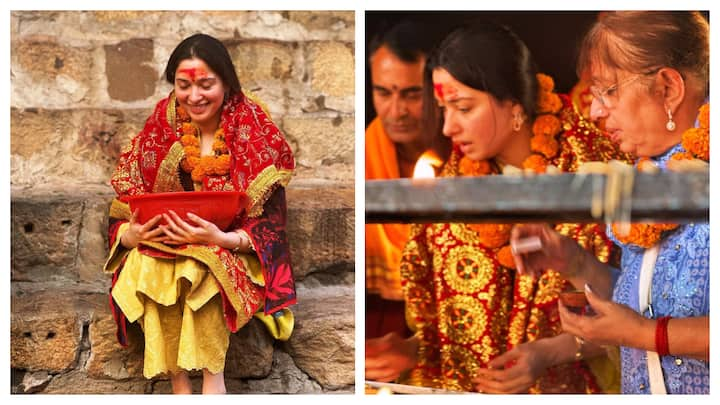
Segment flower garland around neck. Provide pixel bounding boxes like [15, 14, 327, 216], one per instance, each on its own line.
[457, 73, 564, 269]
[612, 103, 709, 248]
[177, 105, 231, 183]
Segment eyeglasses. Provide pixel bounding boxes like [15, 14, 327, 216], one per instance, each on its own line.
[589, 74, 647, 109]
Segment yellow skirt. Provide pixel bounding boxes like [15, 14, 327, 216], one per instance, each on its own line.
[112, 249, 236, 378]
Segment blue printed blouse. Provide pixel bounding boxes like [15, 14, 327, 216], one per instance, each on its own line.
[608, 143, 710, 394]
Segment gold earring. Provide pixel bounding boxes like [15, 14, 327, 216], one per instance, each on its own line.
[513, 114, 523, 132]
[666, 108, 676, 131]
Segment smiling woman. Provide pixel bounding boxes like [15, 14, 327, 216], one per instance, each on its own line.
[103, 33, 296, 395]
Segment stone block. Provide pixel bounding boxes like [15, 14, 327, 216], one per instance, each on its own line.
[85, 293, 145, 380]
[13, 37, 93, 82]
[308, 41, 354, 98]
[104, 39, 157, 102]
[10, 290, 83, 372]
[228, 40, 298, 86]
[285, 187, 354, 279]
[286, 285, 354, 388]
[11, 38, 93, 107]
[11, 193, 84, 282]
[224, 318, 274, 379]
[281, 115, 355, 170]
[240, 349, 323, 393]
[11, 108, 148, 187]
[43, 370, 150, 394]
[287, 11, 354, 32]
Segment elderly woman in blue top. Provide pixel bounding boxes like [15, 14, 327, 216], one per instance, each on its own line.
[509, 11, 709, 394]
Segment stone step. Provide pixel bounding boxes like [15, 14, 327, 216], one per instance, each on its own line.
[11, 284, 354, 393]
[10, 185, 355, 290]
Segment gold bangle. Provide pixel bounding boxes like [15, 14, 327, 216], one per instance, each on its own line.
[574, 336, 585, 361]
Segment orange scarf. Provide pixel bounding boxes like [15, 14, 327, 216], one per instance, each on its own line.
[365, 117, 409, 301]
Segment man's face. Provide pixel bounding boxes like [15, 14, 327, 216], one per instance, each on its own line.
[370, 45, 425, 145]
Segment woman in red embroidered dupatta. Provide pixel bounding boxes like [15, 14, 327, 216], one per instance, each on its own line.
[103, 33, 295, 394]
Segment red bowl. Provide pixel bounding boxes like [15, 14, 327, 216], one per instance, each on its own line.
[126, 191, 249, 231]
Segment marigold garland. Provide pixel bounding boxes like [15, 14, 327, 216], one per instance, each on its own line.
[614, 103, 709, 248]
[177, 105, 231, 183]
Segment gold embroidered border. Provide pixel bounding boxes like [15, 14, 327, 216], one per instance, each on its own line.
[166, 92, 177, 129]
[139, 242, 253, 327]
[109, 198, 131, 220]
[245, 165, 293, 217]
[152, 141, 184, 193]
[103, 222, 130, 274]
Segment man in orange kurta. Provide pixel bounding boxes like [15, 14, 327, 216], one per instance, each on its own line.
[365, 22, 434, 338]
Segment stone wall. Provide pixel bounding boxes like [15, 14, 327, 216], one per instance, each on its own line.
[10, 10, 355, 394]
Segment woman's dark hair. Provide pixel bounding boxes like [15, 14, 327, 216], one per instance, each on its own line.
[422, 22, 538, 160]
[577, 11, 709, 98]
[165, 33, 241, 96]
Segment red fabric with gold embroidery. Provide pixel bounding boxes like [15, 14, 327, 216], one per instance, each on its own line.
[399, 95, 629, 393]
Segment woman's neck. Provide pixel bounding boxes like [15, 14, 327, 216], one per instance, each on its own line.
[494, 125, 533, 169]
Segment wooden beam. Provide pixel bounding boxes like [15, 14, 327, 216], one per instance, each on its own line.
[365, 171, 709, 224]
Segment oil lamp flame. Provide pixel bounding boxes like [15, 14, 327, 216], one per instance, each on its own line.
[412, 150, 442, 179]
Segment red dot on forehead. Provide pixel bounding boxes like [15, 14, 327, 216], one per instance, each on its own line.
[178, 67, 208, 82]
[434, 84, 444, 99]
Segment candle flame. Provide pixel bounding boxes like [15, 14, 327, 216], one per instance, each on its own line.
[412, 150, 442, 179]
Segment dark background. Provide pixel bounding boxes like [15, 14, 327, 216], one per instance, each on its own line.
[364, 11, 601, 126]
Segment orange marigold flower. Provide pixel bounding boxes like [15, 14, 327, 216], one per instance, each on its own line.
[459, 157, 491, 176]
[655, 223, 680, 231]
[191, 166, 206, 183]
[468, 223, 512, 248]
[536, 73, 555, 92]
[530, 134, 560, 159]
[213, 139, 228, 153]
[216, 154, 231, 169]
[532, 114, 562, 137]
[681, 127, 709, 161]
[670, 151, 694, 161]
[612, 223, 664, 248]
[180, 134, 199, 147]
[182, 122, 197, 135]
[496, 245, 516, 269]
[523, 154, 548, 174]
[537, 92, 563, 114]
[184, 145, 201, 158]
[180, 158, 194, 173]
[698, 103, 709, 129]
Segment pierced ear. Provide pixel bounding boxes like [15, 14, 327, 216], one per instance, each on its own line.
[656, 68, 685, 114]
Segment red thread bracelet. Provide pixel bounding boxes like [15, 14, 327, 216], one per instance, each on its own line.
[655, 316, 672, 356]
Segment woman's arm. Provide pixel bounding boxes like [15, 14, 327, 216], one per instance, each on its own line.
[559, 287, 709, 361]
